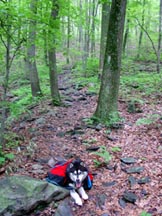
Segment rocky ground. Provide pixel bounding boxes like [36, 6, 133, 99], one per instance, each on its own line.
[1, 70, 162, 216]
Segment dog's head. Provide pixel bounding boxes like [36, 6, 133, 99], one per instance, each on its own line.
[66, 158, 88, 189]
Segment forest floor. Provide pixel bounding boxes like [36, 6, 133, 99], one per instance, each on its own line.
[1, 69, 162, 216]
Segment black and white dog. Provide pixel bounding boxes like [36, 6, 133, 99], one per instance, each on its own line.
[66, 158, 92, 206]
[47, 158, 93, 206]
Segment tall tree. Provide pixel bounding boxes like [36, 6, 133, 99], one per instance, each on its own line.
[99, 1, 110, 73]
[0, 0, 24, 147]
[137, 0, 146, 59]
[27, 0, 42, 97]
[157, 0, 162, 73]
[94, 0, 127, 123]
[48, 0, 61, 105]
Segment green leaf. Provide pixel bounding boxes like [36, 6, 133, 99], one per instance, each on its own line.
[0, 157, 5, 165]
[111, 146, 121, 152]
[5, 153, 15, 160]
[140, 211, 152, 216]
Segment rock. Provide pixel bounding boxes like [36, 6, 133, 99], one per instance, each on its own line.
[121, 157, 136, 164]
[95, 124, 103, 131]
[128, 176, 137, 187]
[85, 92, 97, 96]
[86, 146, 100, 152]
[123, 191, 137, 204]
[102, 181, 117, 187]
[101, 214, 110, 216]
[118, 198, 126, 208]
[77, 96, 87, 101]
[140, 189, 148, 196]
[35, 117, 46, 125]
[66, 129, 84, 136]
[125, 166, 144, 174]
[138, 176, 151, 184]
[56, 132, 66, 137]
[110, 123, 124, 129]
[54, 199, 73, 216]
[107, 136, 117, 142]
[32, 164, 43, 170]
[96, 194, 107, 209]
[0, 176, 69, 216]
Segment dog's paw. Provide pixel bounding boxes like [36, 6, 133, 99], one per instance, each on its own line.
[75, 197, 83, 206]
[78, 187, 89, 200]
[82, 192, 88, 200]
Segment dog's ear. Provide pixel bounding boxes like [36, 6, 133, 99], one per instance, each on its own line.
[80, 161, 85, 167]
[69, 163, 74, 169]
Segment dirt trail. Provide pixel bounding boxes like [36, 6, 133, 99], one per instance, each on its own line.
[6, 70, 162, 215]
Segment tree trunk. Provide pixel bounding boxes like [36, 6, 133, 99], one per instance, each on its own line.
[90, 0, 96, 57]
[48, 0, 61, 106]
[157, 0, 162, 73]
[27, 0, 42, 97]
[123, 19, 129, 55]
[99, 2, 110, 74]
[94, 0, 127, 123]
[66, 1, 70, 64]
[137, 0, 146, 59]
[0, 26, 11, 149]
[82, 0, 90, 76]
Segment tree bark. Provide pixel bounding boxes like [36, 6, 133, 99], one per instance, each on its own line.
[99, 2, 110, 73]
[137, 0, 145, 59]
[123, 19, 129, 55]
[94, 0, 127, 123]
[27, 0, 42, 97]
[48, 0, 61, 105]
[157, 0, 162, 73]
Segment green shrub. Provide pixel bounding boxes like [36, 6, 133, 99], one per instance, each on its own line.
[92, 146, 112, 167]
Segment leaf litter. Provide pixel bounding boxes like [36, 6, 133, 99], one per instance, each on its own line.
[1, 70, 162, 216]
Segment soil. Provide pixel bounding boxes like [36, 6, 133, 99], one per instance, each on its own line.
[1, 69, 162, 216]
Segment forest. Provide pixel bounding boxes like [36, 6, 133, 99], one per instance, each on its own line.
[0, 0, 162, 215]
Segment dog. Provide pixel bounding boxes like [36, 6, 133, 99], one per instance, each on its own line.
[47, 158, 93, 206]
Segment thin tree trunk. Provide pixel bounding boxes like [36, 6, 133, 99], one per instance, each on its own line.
[123, 19, 129, 55]
[27, 0, 42, 97]
[90, 0, 96, 57]
[48, 0, 61, 105]
[0, 28, 11, 149]
[157, 0, 162, 73]
[67, 1, 70, 64]
[82, 0, 90, 76]
[137, 0, 145, 59]
[43, 30, 49, 66]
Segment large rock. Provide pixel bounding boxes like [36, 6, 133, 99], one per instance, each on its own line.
[0, 175, 69, 216]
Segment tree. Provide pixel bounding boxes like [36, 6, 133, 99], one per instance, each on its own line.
[157, 0, 162, 73]
[136, 0, 146, 59]
[48, 0, 61, 105]
[27, 0, 42, 97]
[0, 0, 24, 148]
[99, 1, 110, 73]
[94, 0, 127, 123]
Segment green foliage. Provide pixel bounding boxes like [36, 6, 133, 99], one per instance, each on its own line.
[136, 114, 160, 126]
[4, 132, 20, 148]
[140, 211, 152, 216]
[73, 57, 99, 78]
[120, 71, 162, 100]
[111, 146, 121, 152]
[105, 113, 124, 128]
[0, 146, 15, 166]
[92, 146, 112, 167]
[82, 138, 97, 146]
[74, 75, 99, 94]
